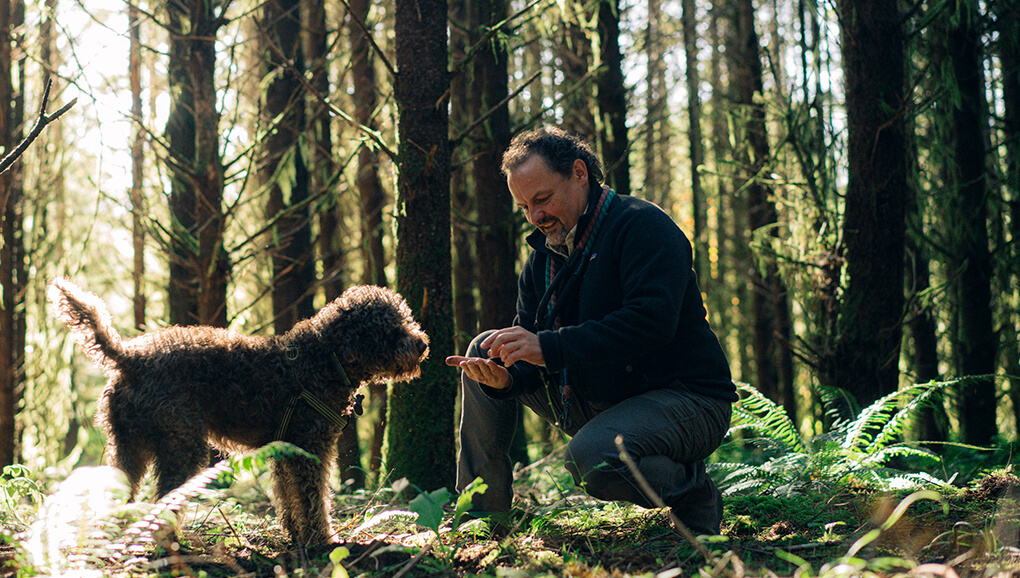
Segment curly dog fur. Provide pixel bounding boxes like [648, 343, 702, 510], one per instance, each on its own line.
[48, 278, 429, 545]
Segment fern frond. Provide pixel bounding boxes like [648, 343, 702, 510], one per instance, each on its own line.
[816, 381, 858, 427]
[731, 381, 804, 453]
[119, 442, 311, 557]
[870, 379, 955, 449]
[843, 378, 959, 453]
[860, 444, 942, 469]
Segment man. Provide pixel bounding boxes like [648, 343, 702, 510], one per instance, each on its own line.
[446, 127, 736, 535]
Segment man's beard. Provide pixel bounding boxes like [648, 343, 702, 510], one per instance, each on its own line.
[539, 219, 567, 245]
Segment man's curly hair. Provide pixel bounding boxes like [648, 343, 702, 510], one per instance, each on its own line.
[500, 127, 604, 193]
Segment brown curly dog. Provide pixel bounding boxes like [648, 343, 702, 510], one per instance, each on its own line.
[49, 278, 429, 546]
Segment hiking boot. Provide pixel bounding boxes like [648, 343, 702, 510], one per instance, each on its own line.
[669, 477, 724, 536]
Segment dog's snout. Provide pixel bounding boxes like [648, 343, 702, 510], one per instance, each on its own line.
[416, 338, 428, 357]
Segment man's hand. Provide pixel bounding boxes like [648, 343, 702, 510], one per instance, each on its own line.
[445, 356, 512, 389]
[479, 327, 545, 367]
[445, 327, 545, 390]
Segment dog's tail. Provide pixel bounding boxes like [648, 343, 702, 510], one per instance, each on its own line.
[48, 278, 125, 371]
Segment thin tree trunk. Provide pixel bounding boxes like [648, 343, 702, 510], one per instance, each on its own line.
[306, 0, 342, 299]
[996, 0, 1020, 431]
[559, 17, 595, 137]
[0, 0, 22, 467]
[450, 0, 477, 355]
[129, 0, 146, 330]
[166, 0, 227, 328]
[387, 0, 455, 491]
[594, 0, 630, 195]
[732, 0, 794, 418]
[682, 0, 706, 283]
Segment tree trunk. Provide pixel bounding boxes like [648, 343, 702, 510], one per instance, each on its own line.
[594, 0, 630, 196]
[261, 0, 314, 334]
[348, 0, 388, 482]
[350, 0, 388, 290]
[828, 0, 907, 412]
[129, 0, 146, 330]
[995, 0, 1020, 432]
[559, 17, 595, 137]
[0, 0, 24, 467]
[306, 0, 343, 299]
[682, 0, 706, 284]
[945, 0, 996, 446]
[732, 0, 795, 418]
[470, 0, 515, 332]
[449, 0, 477, 356]
[387, 0, 455, 491]
[302, 0, 362, 490]
[165, 0, 228, 328]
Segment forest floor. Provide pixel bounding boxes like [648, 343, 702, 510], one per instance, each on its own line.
[4, 462, 1020, 577]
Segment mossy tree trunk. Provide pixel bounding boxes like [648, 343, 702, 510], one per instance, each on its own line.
[386, 0, 455, 491]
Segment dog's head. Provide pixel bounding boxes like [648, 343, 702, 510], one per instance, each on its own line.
[296, 285, 429, 385]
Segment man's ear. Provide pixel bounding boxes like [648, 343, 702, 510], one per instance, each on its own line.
[573, 158, 588, 186]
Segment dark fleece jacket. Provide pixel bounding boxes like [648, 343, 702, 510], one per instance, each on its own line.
[488, 186, 736, 405]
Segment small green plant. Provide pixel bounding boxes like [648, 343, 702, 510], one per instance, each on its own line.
[715, 378, 973, 496]
[0, 464, 40, 526]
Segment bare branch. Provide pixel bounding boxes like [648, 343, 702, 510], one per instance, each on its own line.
[0, 78, 76, 176]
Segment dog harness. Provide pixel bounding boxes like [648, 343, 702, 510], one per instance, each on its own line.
[275, 348, 364, 441]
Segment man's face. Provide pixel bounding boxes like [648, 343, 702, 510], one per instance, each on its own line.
[507, 155, 589, 246]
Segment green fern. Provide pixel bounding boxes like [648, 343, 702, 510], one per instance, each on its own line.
[112, 441, 316, 563]
[730, 381, 804, 454]
[719, 379, 965, 496]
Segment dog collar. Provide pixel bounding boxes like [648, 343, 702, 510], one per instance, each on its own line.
[275, 347, 364, 441]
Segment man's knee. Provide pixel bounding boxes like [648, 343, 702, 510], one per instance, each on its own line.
[565, 434, 634, 503]
[466, 329, 498, 358]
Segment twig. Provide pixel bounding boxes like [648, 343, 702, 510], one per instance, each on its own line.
[0, 78, 76, 175]
[451, 70, 542, 146]
[391, 538, 434, 578]
[334, 0, 396, 79]
[254, 24, 396, 164]
[613, 435, 722, 568]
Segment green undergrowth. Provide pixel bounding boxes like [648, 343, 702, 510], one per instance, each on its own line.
[2, 458, 1019, 577]
[3, 378, 1020, 576]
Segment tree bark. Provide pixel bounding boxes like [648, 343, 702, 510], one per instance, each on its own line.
[594, 0, 630, 196]
[348, 0, 388, 482]
[387, 0, 455, 491]
[129, 0, 146, 330]
[682, 0, 706, 283]
[731, 0, 794, 419]
[945, 0, 996, 446]
[0, 0, 24, 467]
[261, 0, 314, 334]
[166, 0, 228, 328]
[830, 0, 907, 410]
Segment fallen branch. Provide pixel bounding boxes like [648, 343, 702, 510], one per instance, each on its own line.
[0, 78, 76, 176]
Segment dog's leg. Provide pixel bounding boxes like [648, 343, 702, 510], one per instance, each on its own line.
[150, 417, 213, 498]
[97, 382, 152, 499]
[271, 449, 337, 545]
